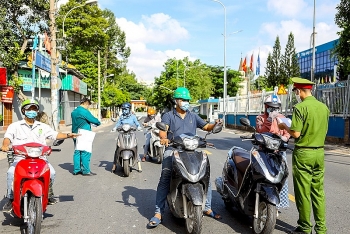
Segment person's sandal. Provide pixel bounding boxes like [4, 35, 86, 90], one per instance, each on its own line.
[204, 209, 222, 220]
[148, 213, 162, 228]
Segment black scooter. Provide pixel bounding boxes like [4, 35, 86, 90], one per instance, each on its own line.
[215, 117, 290, 234]
[156, 122, 222, 234]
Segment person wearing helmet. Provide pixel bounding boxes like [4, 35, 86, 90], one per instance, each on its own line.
[112, 102, 141, 131]
[1, 99, 79, 212]
[142, 107, 161, 161]
[256, 94, 291, 212]
[148, 87, 223, 228]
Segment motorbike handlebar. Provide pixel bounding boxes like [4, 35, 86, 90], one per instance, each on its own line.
[240, 135, 253, 139]
[51, 149, 61, 152]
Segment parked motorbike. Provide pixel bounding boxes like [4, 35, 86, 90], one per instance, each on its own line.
[156, 122, 222, 234]
[112, 123, 140, 176]
[144, 123, 165, 163]
[6, 141, 62, 234]
[215, 117, 290, 234]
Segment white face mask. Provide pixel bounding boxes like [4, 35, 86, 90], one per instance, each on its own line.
[294, 89, 302, 103]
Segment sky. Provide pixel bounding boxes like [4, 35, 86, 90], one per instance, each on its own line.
[58, 0, 340, 85]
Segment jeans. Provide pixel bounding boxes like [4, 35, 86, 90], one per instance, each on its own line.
[155, 148, 213, 215]
[144, 132, 151, 156]
[7, 157, 55, 199]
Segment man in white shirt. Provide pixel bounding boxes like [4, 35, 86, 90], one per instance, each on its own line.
[1, 99, 79, 213]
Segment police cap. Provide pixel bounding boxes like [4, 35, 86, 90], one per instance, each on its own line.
[291, 77, 315, 91]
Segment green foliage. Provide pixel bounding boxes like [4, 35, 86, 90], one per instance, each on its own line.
[101, 84, 128, 107]
[265, 36, 281, 87]
[280, 32, 300, 85]
[56, 0, 131, 106]
[252, 76, 273, 91]
[208, 66, 243, 98]
[334, 0, 350, 80]
[8, 75, 23, 93]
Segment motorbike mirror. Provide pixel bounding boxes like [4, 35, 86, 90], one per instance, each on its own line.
[212, 124, 223, 134]
[239, 117, 251, 127]
[53, 139, 64, 146]
[155, 122, 167, 131]
[111, 118, 117, 122]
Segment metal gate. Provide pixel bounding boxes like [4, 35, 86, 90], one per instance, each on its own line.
[60, 91, 82, 125]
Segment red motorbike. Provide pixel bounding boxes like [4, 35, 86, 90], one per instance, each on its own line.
[6, 142, 61, 234]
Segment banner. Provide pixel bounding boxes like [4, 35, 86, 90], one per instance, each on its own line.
[1, 86, 14, 103]
[0, 67, 7, 85]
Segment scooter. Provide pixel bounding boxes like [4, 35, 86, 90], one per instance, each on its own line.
[156, 122, 222, 234]
[215, 117, 290, 234]
[112, 123, 141, 176]
[144, 123, 165, 163]
[5, 141, 62, 234]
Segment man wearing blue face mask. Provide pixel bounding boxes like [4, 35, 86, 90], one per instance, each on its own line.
[2, 99, 79, 212]
[111, 102, 141, 131]
[148, 87, 223, 228]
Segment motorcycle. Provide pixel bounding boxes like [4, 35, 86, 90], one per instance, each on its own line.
[144, 123, 165, 163]
[5, 141, 62, 234]
[112, 123, 140, 176]
[156, 122, 222, 234]
[215, 117, 290, 234]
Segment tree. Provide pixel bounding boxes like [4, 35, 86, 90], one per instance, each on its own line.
[209, 66, 243, 98]
[56, 0, 130, 105]
[0, 0, 50, 101]
[280, 32, 300, 85]
[334, 0, 350, 80]
[101, 84, 128, 107]
[265, 36, 282, 87]
[252, 75, 273, 91]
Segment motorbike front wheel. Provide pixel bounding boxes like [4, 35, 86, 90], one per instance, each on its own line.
[123, 159, 130, 177]
[252, 200, 276, 234]
[157, 147, 164, 164]
[185, 202, 202, 234]
[26, 196, 42, 234]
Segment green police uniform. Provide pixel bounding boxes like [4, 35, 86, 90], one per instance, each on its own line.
[290, 77, 330, 234]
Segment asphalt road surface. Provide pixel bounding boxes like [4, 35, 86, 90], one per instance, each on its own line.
[0, 123, 349, 233]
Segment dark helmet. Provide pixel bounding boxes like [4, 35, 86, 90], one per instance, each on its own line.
[264, 95, 281, 108]
[121, 102, 131, 109]
[121, 102, 131, 116]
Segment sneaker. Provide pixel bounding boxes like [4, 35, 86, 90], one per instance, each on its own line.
[48, 197, 58, 205]
[2, 199, 13, 213]
[287, 227, 310, 234]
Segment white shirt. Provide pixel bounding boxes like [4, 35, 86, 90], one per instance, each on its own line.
[4, 120, 59, 146]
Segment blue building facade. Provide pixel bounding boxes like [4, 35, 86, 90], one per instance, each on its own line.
[297, 39, 338, 82]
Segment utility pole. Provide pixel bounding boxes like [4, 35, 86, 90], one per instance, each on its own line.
[98, 50, 101, 120]
[311, 0, 316, 82]
[50, 0, 59, 130]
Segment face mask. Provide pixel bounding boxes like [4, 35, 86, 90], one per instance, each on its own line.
[25, 110, 38, 119]
[294, 90, 302, 103]
[122, 109, 130, 116]
[180, 101, 190, 111]
[150, 115, 155, 119]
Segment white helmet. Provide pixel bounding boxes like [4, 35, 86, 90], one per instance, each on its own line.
[264, 95, 281, 108]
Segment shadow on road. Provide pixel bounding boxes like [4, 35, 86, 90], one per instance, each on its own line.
[58, 162, 74, 174]
[206, 136, 246, 151]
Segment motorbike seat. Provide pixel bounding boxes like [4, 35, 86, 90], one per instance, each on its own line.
[232, 148, 250, 174]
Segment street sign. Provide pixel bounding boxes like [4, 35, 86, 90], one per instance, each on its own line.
[35, 51, 51, 72]
[0, 86, 14, 103]
[277, 84, 287, 95]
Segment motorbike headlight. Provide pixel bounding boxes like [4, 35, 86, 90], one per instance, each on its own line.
[262, 135, 281, 150]
[24, 147, 43, 157]
[183, 138, 199, 150]
[122, 124, 131, 132]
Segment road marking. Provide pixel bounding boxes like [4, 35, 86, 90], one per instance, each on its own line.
[289, 194, 295, 202]
[203, 150, 212, 155]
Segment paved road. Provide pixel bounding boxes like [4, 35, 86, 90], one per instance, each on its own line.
[0, 123, 349, 233]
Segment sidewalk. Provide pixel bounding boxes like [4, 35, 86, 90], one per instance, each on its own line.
[223, 128, 350, 155]
[0, 119, 114, 161]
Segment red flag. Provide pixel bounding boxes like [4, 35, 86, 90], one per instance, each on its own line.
[250, 54, 254, 72]
[242, 57, 247, 72]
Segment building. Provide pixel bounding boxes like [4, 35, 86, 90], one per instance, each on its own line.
[297, 39, 339, 82]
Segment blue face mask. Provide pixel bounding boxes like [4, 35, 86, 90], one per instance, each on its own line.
[25, 110, 38, 119]
[180, 101, 190, 111]
[122, 109, 130, 116]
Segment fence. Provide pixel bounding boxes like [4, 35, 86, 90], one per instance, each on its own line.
[218, 78, 350, 118]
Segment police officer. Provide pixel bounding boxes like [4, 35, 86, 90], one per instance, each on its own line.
[148, 87, 223, 228]
[279, 77, 329, 234]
